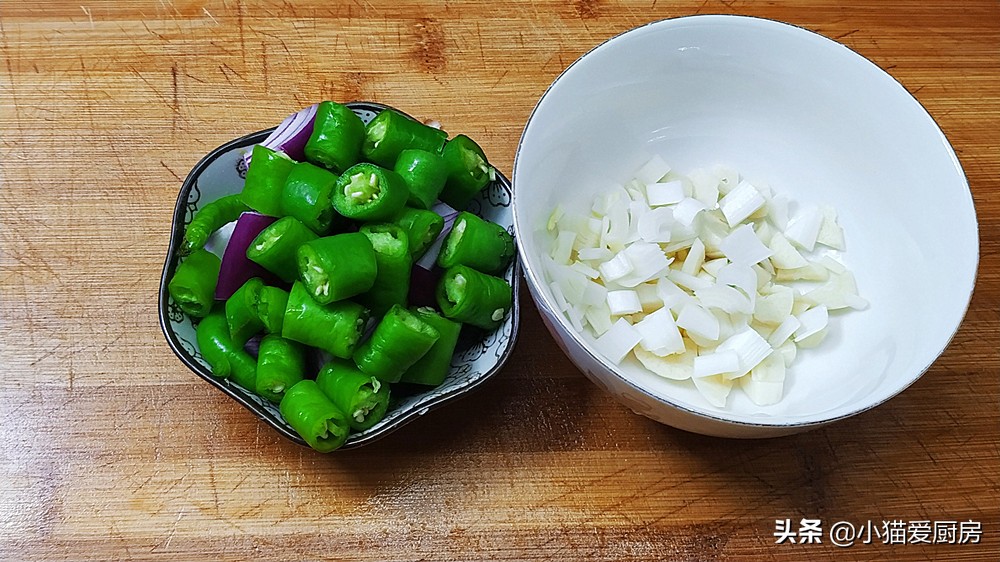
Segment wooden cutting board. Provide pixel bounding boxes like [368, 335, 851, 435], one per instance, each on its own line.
[1, 1, 997, 559]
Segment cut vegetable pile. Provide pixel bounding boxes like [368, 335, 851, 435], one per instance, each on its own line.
[542, 156, 867, 408]
[168, 101, 514, 451]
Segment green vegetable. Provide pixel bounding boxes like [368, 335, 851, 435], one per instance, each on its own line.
[196, 308, 257, 389]
[359, 223, 410, 317]
[437, 211, 515, 274]
[225, 278, 265, 346]
[256, 285, 289, 334]
[255, 335, 307, 403]
[242, 145, 296, 216]
[393, 207, 445, 260]
[281, 281, 370, 359]
[439, 135, 492, 210]
[316, 360, 390, 431]
[362, 109, 447, 168]
[279, 380, 350, 452]
[168, 249, 221, 318]
[296, 233, 378, 304]
[246, 216, 319, 284]
[436, 265, 512, 330]
[180, 194, 249, 255]
[280, 162, 339, 234]
[394, 148, 449, 210]
[353, 305, 440, 383]
[304, 101, 366, 173]
[399, 307, 461, 387]
[332, 163, 410, 222]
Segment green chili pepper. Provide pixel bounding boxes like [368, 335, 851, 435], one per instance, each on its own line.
[296, 233, 377, 304]
[246, 216, 319, 283]
[256, 285, 289, 334]
[436, 265, 513, 330]
[180, 194, 249, 256]
[280, 162, 339, 234]
[196, 308, 257, 387]
[316, 359, 390, 431]
[353, 305, 440, 383]
[255, 334, 307, 403]
[282, 281, 370, 359]
[436, 211, 515, 274]
[394, 148, 449, 210]
[225, 278, 266, 345]
[359, 223, 410, 317]
[168, 249, 221, 318]
[362, 109, 448, 168]
[242, 145, 296, 216]
[304, 101, 366, 173]
[399, 307, 462, 387]
[279, 379, 350, 452]
[439, 135, 492, 210]
[332, 163, 409, 222]
[393, 207, 445, 260]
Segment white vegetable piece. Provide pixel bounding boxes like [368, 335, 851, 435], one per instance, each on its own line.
[549, 281, 571, 312]
[584, 302, 613, 336]
[672, 197, 707, 228]
[581, 279, 608, 307]
[784, 205, 823, 251]
[634, 308, 685, 356]
[593, 318, 643, 363]
[578, 247, 612, 262]
[716, 263, 758, 306]
[689, 168, 721, 208]
[768, 232, 809, 270]
[682, 238, 706, 275]
[693, 351, 740, 378]
[633, 347, 696, 380]
[570, 261, 601, 280]
[616, 243, 672, 287]
[701, 257, 728, 278]
[634, 155, 671, 185]
[676, 303, 721, 341]
[754, 288, 794, 325]
[720, 224, 773, 265]
[695, 284, 752, 315]
[566, 305, 585, 332]
[751, 351, 786, 382]
[692, 374, 733, 408]
[607, 290, 642, 316]
[647, 180, 685, 207]
[715, 328, 773, 379]
[656, 276, 693, 310]
[766, 195, 790, 231]
[667, 268, 713, 291]
[551, 230, 576, 265]
[817, 205, 845, 250]
[598, 253, 633, 283]
[719, 179, 766, 227]
[634, 282, 662, 312]
[711, 164, 739, 194]
[637, 207, 674, 243]
[774, 262, 829, 282]
[794, 305, 829, 342]
[820, 255, 847, 275]
[767, 315, 801, 347]
[740, 375, 784, 406]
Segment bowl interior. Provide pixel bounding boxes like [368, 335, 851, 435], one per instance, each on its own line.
[160, 102, 520, 449]
[514, 16, 977, 425]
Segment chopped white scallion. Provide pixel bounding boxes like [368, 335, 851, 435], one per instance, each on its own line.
[676, 303, 721, 341]
[634, 308, 685, 356]
[784, 205, 823, 251]
[607, 290, 642, 316]
[794, 305, 829, 342]
[719, 179, 766, 227]
[693, 351, 740, 378]
[542, 157, 864, 409]
[720, 224, 773, 265]
[647, 180, 685, 206]
[593, 318, 643, 363]
[598, 253, 633, 283]
[633, 155, 672, 185]
[672, 197, 707, 228]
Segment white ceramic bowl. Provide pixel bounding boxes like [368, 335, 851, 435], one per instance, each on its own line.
[512, 15, 978, 437]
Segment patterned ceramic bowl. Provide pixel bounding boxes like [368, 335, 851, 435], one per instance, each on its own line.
[159, 102, 520, 449]
[513, 16, 977, 437]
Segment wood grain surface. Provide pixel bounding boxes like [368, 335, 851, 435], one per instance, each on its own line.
[1, 0, 998, 560]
